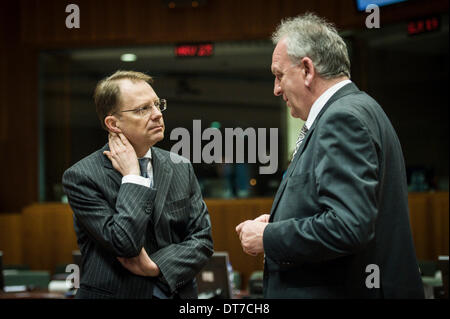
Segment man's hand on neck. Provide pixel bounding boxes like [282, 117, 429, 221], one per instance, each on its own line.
[103, 133, 140, 176]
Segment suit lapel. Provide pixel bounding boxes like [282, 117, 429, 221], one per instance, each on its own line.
[269, 174, 288, 219]
[269, 83, 360, 220]
[269, 126, 314, 219]
[151, 148, 173, 227]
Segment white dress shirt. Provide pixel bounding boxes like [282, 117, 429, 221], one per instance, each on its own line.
[304, 79, 352, 130]
[121, 148, 154, 188]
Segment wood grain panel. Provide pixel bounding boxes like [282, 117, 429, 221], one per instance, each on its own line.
[430, 192, 449, 259]
[17, 0, 449, 46]
[409, 192, 432, 260]
[1, 0, 448, 213]
[0, 214, 23, 266]
[0, 194, 448, 290]
[0, 50, 6, 142]
[205, 198, 273, 289]
[0, 45, 39, 213]
[0, 1, 38, 211]
[409, 192, 450, 261]
[21, 203, 78, 273]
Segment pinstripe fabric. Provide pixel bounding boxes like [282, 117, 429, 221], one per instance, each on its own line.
[62, 144, 213, 299]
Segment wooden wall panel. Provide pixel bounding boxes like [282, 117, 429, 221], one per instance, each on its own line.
[0, 45, 38, 212]
[206, 198, 273, 289]
[409, 193, 431, 261]
[21, 203, 78, 273]
[18, 0, 449, 46]
[0, 0, 39, 212]
[429, 192, 449, 258]
[409, 192, 450, 261]
[0, 51, 6, 142]
[0, 194, 446, 291]
[0, 0, 447, 213]
[0, 214, 23, 266]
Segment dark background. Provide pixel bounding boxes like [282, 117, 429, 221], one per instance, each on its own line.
[0, 0, 448, 212]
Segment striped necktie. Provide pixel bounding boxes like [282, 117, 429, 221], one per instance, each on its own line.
[291, 124, 308, 161]
[139, 158, 149, 178]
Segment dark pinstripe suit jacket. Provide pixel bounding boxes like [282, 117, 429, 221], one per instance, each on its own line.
[62, 144, 213, 299]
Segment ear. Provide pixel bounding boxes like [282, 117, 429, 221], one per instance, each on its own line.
[104, 115, 122, 134]
[300, 57, 315, 88]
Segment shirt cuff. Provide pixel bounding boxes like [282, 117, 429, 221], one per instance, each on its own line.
[122, 174, 150, 188]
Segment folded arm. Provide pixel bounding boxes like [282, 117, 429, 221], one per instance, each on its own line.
[149, 163, 214, 293]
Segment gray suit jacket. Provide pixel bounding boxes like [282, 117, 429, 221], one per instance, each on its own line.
[263, 83, 424, 298]
[62, 145, 213, 299]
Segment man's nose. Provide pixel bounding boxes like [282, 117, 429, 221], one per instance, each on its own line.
[150, 106, 162, 120]
[274, 83, 282, 96]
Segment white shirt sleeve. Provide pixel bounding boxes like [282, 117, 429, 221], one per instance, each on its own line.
[122, 174, 150, 188]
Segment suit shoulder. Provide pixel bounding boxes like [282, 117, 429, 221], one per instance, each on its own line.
[338, 91, 383, 114]
[63, 147, 105, 178]
[153, 147, 191, 166]
[323, 91, 384, 124]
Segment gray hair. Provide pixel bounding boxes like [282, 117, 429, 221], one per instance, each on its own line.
[272, 13, 351, 79]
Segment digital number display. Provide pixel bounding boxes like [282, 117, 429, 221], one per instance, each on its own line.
[175, 43, 214, 57]
[408, 16, 440, 36]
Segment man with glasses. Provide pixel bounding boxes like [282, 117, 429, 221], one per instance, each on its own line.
[62, 70, 213, 299]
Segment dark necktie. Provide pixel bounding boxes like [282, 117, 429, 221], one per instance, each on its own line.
[139, 158, 149, 178]
[291, 124, 308, 161]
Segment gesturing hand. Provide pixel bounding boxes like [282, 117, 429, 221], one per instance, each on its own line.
[103, 133, 140, 176]
[117, 248, 160, 277]
[235, 219, 268, 256]
[253, 214, 270, 223]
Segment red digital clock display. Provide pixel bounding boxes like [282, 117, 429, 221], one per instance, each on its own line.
[407, 16, 440, 36]
[175, 43, 214, 57]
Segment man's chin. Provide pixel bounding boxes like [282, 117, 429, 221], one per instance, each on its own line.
[151, 133, 164, 145]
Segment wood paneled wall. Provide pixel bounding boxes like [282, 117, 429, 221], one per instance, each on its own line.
[0, 0, 448, 213]
[0, 1, 38, 213]
[0, 213, 23, 266]
[21, 203, 79, 272]
[409, 192, 449, 262]
[17, 0, 449, 46]
[0, 194, 448, 290]
[207, 198, 273, 288]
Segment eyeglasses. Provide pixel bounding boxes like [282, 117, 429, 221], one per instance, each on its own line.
[114, 99, 167, 117]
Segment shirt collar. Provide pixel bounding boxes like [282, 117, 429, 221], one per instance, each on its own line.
[305, 79, 352, 130]
[138, 147, 152, 160]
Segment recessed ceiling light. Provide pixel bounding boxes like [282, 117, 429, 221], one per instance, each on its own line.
[120, 53, 137, 62]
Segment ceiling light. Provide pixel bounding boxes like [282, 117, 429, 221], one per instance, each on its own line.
[120, 53, 137, 62]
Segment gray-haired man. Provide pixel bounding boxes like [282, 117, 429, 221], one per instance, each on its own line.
[236, 13, 424, 299]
